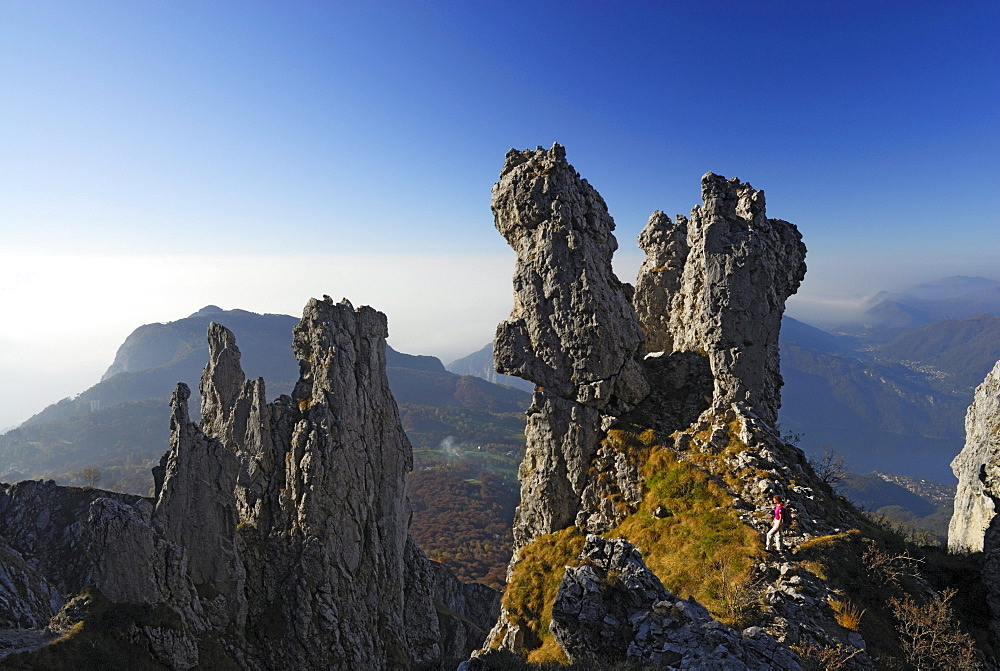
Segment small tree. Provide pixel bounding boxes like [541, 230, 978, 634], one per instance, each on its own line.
[890, 588, 980, 670]
[813, 446, 847, 488]
[81, 467, 102, 489]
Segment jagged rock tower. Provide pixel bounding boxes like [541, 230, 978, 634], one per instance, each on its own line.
[492, 144, 650, 549]
[633, 174, 807, 426]
[478, 145, 881, 668]
[0, 297, 498, 669]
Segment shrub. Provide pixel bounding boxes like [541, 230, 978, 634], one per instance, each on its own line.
[791, 640, 863, 671]
[890, 588, 979, 670]
[828, 598, 865, 631]
[862, 540, 924, 587]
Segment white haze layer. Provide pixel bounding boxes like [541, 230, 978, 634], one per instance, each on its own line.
[0, 252, 516, 429]
[2, 246, 996, 430]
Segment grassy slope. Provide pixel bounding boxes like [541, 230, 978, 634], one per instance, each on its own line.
[498, 419, 992, 667]
[500, 426, 765, 664]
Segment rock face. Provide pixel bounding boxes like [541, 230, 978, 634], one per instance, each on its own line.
[550, 536, 801, 670]
[634, 174, 807, 426]
[492, 143, 649, 549]
[0, 535, 62, 629]
[634, 210, 691, 354]
[949, 359, 1000, 553]
[0, 297, 499, 669]
[949, 359, 1000, 643]
[479, 146, 880, 667]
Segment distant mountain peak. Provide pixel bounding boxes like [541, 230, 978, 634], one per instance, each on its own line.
[189, 305, 226, 318]
[898, 276, 1000, 301]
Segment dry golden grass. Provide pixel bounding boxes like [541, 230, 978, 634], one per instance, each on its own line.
[829, 598, 865, 631]
[500, 527, 585, 661]
[610, 444, 764, 627]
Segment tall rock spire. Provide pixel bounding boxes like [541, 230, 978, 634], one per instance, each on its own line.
[492, 143, 649, 548]
[633, 173, 807, 426]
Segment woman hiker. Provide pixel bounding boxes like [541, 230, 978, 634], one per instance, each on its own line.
[765, 494, 785, 552]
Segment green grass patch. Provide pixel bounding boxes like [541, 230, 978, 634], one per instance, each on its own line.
[499, 527, 586, 663]
[610, 446, 763, 627]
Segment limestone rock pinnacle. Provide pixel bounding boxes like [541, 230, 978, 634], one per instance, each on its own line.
[633, 172, 806, 426]
[493, 143, 649, 411]
[949, 359, 1000, 553]
[492, 144, 649, 548]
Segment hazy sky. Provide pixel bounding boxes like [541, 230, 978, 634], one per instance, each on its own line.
[1, 2, 998, 429]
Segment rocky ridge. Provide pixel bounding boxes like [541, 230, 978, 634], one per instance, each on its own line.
[0, 297, 498, 668]
[475, 144, 900, 668]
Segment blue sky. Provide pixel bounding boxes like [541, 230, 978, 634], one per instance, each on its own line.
[1, 1, 998, 428]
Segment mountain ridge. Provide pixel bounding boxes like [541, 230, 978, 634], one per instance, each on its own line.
[1, 306, 530, 495]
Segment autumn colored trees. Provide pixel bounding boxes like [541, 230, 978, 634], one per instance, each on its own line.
[408, 464, 519, 589]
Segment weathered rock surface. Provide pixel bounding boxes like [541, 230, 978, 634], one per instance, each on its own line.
[0, 480, 149, 599]
[403, 537, 501, 668]
[634, 174, 807, 427]
[156, 383, 244, 627]
[237, 298, 413, 668]
[0, 538, 61, 629]
[0, 297, 499, 669]
[492, 143, 648, 409]
[550, 535, 801, 669]
[492, 143, 650, 549]
[634, 210, 691, 354]
[479, 147, 884, 669]
[949, 359, 1000, 553]
[948, 359, 1000, 645]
